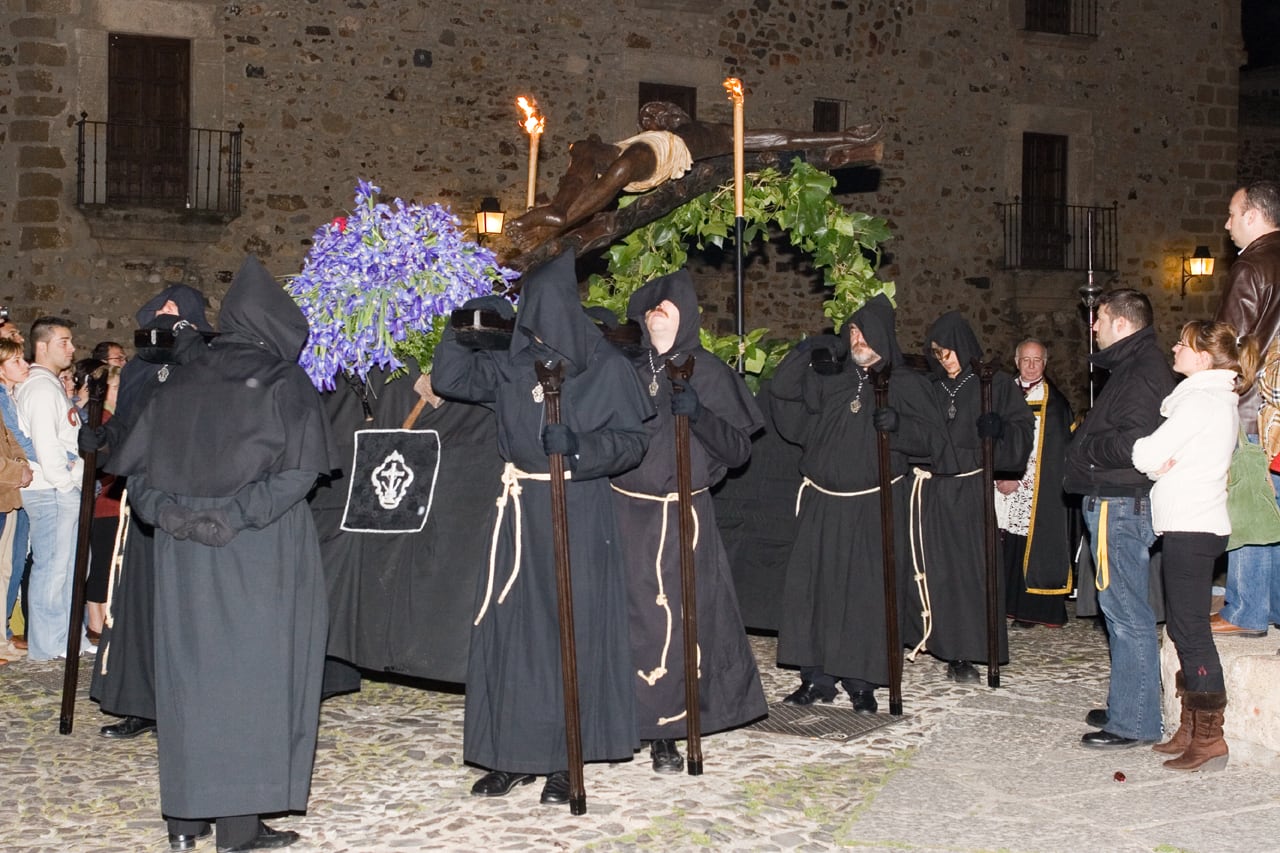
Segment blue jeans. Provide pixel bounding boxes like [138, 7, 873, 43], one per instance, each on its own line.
[22, 487, 81, 660]
[1221, 471, 1280, 631]
[5, 508, 29, 638]
[1083, 495, 1162, 741]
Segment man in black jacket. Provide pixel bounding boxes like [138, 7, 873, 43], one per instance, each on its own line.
[1064, 288, 1175, 749]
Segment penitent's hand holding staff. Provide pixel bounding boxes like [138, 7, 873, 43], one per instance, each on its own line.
[973, 358, 1001, 689]
[872, 367, 904, 715]
[665, 354, 704, 775]
[60, 364, 109, 734]
[534, 359, 587, 816]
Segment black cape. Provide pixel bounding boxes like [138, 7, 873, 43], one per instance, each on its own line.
[613, 269, 767, 739]
[311, 361, 502, 683]
[772, 295, 952, 683]
[432, 250, 653, 773]
[93, 289, 214, 720]
[914, 311, 1033, 664]
[112, 255, 337, 819]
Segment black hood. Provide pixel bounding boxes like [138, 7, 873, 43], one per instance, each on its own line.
[219, 255, 310, 362]
[134, 284, 213, 332]
[925, 311, 983, 378]
[510, 249, 600, 376]
[842, 293, 902, 371]
[626, 268, 702, 354]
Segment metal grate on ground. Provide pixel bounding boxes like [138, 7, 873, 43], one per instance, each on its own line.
[748, 701, 907, 742]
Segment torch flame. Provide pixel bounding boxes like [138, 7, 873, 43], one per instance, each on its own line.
[723, 77, 743, 104]
[516, 95, 545, 135]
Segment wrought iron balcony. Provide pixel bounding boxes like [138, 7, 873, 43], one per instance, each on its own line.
[997, 199, 1117, 272]
[75, 113, 243, 218]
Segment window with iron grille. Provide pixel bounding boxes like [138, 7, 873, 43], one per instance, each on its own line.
[813, 99, 843, 133]
[638, 82, 697, 120]
[1024, 0, 1099, 37]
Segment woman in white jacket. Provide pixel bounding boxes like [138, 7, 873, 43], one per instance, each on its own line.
[1131, 320, 1258, 772]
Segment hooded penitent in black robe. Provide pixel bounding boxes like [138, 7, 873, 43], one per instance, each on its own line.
[431, 250, 652, 774]
[713, 380, 803, 632]
[916, 312, 1033, 665]
[772, 296, 952, 687]
[111, 256, 337, 822]
[999, 377, 1074, 626]
[613, 270, 767, 740]
[95, 285, 214, 721]
[310, 360, 501, 684]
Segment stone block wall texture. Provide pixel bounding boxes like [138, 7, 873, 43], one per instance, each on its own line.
[0, 0, 1257, 411]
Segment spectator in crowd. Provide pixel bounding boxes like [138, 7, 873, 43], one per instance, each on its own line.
[996, 339, 1074, 628]
[1214, 179, 1280, 637]
[0, 335, 34, 656]
[1131, 320, 1257, 771]
[15, 317, 83, 661]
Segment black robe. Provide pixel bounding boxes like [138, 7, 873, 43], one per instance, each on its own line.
[311, 362, 501, 683]
[1001, 378, 1074, 626]
[112, 256, 337, 820]
[773, 295, 952, 684]
[916, 312, 1033, 664]
[431, 250, 653, 774]
[614, 270, 767, 739]
[95, 287, 214, 720]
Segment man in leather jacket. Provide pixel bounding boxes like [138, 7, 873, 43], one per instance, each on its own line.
[1065, 289, 1175, 749]
[1213, 180, 1280, 638]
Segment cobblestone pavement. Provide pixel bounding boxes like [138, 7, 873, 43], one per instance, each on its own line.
[3, 612, 1279, 852]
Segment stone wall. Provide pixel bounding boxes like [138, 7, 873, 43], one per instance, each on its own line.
[0, 0, 1248, 411]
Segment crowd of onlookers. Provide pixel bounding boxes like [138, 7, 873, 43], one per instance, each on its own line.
[0, 313, 124, 665]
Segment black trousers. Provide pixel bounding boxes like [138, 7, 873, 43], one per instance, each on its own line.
[1162, 531, 1228, 693]
[800, 666, 877, 694]
[167, 814, 257, 848]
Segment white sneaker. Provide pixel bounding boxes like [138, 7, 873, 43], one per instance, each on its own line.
[4, 641, 27, 658]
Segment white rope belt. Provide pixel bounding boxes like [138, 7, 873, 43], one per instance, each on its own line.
[906, 467, 982, 661]
[794, 474, 905, 517]
[610, 483, 707, 714]
[100, 489, 131, 676]
[474, 461, 572, 626]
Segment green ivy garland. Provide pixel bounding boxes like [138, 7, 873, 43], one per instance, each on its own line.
[585, 159, 894, 390]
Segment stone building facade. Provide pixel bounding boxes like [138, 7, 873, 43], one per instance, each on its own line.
[0, 0, 1249, 410]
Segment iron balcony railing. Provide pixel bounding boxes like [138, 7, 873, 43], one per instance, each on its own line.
[75, 113, 243, 217]
[1024, 0, 1099, 37]
[997, 200, 1118, 272]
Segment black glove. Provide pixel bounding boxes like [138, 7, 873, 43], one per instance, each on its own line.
[873, 406, 900, 434]
[976, 412, 1004, 440]
[155, 504, 195, 540]
[542, 423, 578, 457]
[670, 378, 702, 422]
[187, 510, 238, 547]
[78, 424, 108, 455]
[460, 294, 515, 320]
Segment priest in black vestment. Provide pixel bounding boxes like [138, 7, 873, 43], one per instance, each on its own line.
[772, 295, 951, 711]
[111, 256, 337, 852]
[90, 285, 214, 741]
[995, 338, 1074, 628]
[612, 270, 767, 774]
[431, 250, 653, 805]
[915, 312, 1033, 682]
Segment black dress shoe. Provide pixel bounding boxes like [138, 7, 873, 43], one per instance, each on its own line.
[781, 682, 837, 705]
[650, 738, 685, 774]
[169, 825, 211, 852]
[101, 715, 157, 739]
[1085, 708, 1109, 728]
[1010, 619, 1036, 629]
[1081, 729, 1156, 750]
[216, 824, 299, 852]
[540, 770, 571, 805]
[850, 690, 878, 714]
[470, 770, 537, 797]
[946, 660, 980, 683]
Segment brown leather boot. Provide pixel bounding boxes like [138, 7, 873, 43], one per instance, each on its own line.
[1163, 691, 1228, 772]
[1153, 671, 1191, 755]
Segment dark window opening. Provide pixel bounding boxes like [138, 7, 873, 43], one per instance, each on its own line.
[813, 99, 843, 132]
[1020, 132, 1068, 268]
[1024, 0, 1099, 36]
[107, 33, 191, 207]
[638, 82, 697, 121]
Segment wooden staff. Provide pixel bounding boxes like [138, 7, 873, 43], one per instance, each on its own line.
[973, 358, 1000, 689]
[872, 366, 904, 716]
[664, 354, 703, 775]
[60, 364, 109, 734]
[534, 359, 587, 815]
